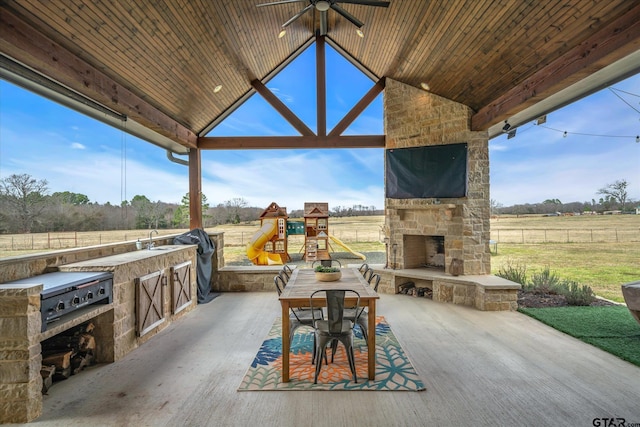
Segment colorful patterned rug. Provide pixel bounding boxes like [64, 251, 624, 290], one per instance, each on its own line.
[238, 316, 426, 391]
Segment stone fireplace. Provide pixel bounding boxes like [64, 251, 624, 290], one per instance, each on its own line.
[384, 78, 491, 276]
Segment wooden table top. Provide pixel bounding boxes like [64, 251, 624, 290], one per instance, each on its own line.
[280, 268, 379, 304]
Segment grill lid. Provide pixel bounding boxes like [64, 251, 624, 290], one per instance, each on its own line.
[4, 271, 113, 298]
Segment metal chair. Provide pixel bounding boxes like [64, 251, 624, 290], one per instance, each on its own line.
[358, 263, 369, 274]
[274, 275, 323, 343]
[281, 264, 293, 282]
[310, 289, 361, 384]
[362, 267, 374, 282]
[344, 273, 380, 343]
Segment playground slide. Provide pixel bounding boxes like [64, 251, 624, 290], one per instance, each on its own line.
[246, 219, 284, 265]
[329, 235, 366, 260]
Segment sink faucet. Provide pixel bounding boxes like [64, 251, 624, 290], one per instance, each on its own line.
[148, 229, 158, 249]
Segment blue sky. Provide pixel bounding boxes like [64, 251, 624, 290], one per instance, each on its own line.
[1, 43, 639, 212]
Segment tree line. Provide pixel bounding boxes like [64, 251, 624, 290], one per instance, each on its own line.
[491, 179, 637, 215]
[0, 174, 382, 234]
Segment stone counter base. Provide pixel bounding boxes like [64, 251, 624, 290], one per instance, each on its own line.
[216, 265, 520, 311]
[386, 268, 520, 311]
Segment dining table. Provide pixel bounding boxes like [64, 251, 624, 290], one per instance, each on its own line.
[279, 267, 380, 382]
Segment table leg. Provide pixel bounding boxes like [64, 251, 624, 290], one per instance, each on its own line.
[367, 300, 376, 380]
[281, 302, 290, 383]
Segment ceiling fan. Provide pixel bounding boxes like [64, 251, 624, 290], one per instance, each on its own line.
[256, 0, 390, 36]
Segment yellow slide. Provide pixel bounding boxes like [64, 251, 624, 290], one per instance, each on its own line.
[246, 219, 283, 265]
[329, 235, 366, 260]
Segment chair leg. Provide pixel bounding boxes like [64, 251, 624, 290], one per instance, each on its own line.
[337, 336, 357, 383]
[314, 340, 330, 384]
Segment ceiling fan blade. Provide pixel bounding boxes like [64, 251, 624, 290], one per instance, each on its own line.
[331, 4, 364, 28]
[282, 4, 314, 28]
[335, 0, 390, 7]
[256, 0, 306, 7]
[319, 10, 328, 35]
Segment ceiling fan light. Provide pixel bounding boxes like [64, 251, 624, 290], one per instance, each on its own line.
[315, 1, 331, 11]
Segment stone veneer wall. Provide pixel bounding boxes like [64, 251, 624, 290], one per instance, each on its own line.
[383, 78, 491, 275]
[0, 284, 42, 423]
[0, 232, 224, 424]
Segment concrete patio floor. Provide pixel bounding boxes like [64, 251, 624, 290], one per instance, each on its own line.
[14, 292, 640, 426]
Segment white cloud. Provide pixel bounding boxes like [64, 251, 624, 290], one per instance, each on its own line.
[71, 142, 86, 149]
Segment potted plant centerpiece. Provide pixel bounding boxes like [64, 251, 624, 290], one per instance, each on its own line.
[314, 265, 342, 282]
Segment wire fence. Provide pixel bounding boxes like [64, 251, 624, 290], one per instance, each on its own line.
[2, 227, 636, 253]
[491, 228, 639, 244]
[0, 230, 189, 252]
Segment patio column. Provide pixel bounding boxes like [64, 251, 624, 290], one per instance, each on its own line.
[189, 148, 202, 229]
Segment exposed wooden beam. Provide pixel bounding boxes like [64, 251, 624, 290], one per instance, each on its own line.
[188, 149, 202, 230]
[329, 77, 385, 137]
[0, 8, 198, 149]
[472, 3, 640, 131]
[316, 35, 327, 137]
[198, 135, 385, 150]
[250, 79, 315, 136]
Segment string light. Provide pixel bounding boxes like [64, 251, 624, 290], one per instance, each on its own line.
[501, 84, 639, 142]
[536, 124, 638, 140]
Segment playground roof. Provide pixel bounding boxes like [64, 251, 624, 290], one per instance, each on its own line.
[2, 1, 639, 154]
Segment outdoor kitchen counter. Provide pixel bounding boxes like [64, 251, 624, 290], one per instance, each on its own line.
[58, 244, 199, 361]
[0, 244, 199, 424]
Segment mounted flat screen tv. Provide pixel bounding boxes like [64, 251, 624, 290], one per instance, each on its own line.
[385, 143, 468, 199]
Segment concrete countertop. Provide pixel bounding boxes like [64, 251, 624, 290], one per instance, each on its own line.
[58, 245, 197, 269]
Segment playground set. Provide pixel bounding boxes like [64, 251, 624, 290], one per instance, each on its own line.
[246, 202, 365, 265]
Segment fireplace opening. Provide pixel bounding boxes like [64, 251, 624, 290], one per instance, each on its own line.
[402, 235, 445, 270]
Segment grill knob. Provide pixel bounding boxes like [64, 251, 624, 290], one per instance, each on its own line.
[71, 295, 80, 306]
[87, 290, 94, 299]
[99, 287, 105, 295]
[56, 301, 65, 312]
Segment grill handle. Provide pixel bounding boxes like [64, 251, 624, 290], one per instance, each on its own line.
[76, 280, 101, 289]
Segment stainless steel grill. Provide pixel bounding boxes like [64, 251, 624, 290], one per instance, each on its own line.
[4, 271, 113, 331]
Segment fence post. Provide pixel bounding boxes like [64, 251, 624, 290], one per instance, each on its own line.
[591, 229, 593, 242]
[48, 232, 51, 249]
[75, 231, 78, 247]
[615, 229, 618, 243]
[521, 229, 524, 244]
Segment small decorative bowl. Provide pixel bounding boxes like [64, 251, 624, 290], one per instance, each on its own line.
[315, 271, 342, 282]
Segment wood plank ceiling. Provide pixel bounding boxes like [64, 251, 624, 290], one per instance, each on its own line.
[1, 0, 639, 153]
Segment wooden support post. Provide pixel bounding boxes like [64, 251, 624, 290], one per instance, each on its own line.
[189, 149, 202, 230]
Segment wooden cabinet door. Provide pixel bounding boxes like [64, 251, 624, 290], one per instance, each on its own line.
[136, 270, 165, 337]
[171, 261, 192, 314]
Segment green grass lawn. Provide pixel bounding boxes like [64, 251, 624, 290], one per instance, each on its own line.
[491, 242, 639, 302]
[519, 306, 640, 367]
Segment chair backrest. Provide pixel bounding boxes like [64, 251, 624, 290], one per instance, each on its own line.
[274, 275, 286, 296]
[363, 268, 374, 282]
[279, 270, 289, 284]
[369, 273, 381, 292]
[310, 289, 360, 334]
[358, 263, 369, 273]
[282, 264, 293, 277]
